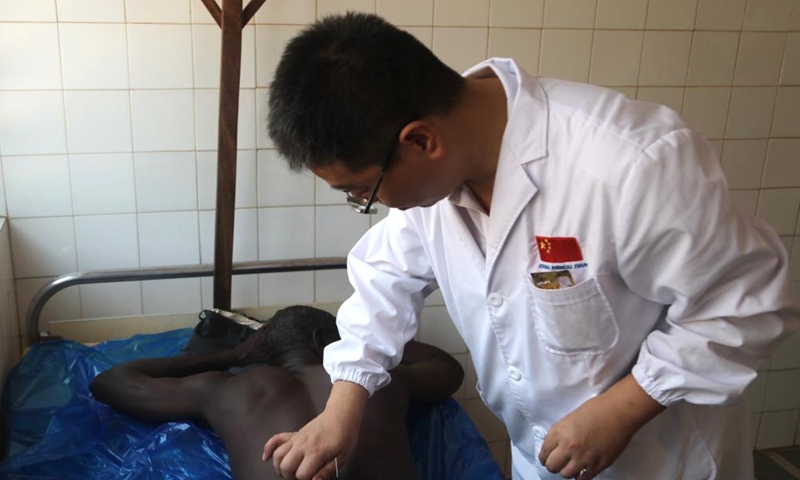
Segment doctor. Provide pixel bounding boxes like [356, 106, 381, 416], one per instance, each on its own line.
[262, 12, 798, 480]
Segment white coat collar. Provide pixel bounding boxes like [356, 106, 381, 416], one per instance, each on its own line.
[450, 58, 548, 272]
[462, 57, 549, 165]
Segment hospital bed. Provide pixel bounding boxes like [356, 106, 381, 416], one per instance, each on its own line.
[0, 306, 504, 479]
[2, 246, 504, 479]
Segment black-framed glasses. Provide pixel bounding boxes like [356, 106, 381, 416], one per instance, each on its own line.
[345, 123, 406, 215]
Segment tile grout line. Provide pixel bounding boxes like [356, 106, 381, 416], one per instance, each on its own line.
[766, 451, 800, 479]
[54, 4, 84, 319]
[119, 3, 146, 317]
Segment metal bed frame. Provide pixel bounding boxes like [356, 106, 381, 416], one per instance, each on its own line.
[26, 258, 346, 347]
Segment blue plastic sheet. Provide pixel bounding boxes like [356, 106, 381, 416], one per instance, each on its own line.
[0, 329, 503, 479]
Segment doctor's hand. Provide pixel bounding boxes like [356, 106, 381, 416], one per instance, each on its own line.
[538, 374, 665, 479]
[263, 381, 368, 480]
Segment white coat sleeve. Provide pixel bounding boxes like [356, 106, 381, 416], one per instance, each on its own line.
[323, 209, 438, 395]
[617, 128, 800, 407]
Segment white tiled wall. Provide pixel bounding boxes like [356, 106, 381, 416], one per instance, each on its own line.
[1, 0, 800, 474]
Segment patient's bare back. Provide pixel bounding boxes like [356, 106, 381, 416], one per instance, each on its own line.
[203, 363, 415, 480]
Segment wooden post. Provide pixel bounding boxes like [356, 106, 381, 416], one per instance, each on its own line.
[201, 0, 269, 311]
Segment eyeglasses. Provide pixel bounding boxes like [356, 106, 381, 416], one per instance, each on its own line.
[345, 125, 403, 215]
[345, 149, 393, 214]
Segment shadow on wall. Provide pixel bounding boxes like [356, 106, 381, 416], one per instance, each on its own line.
[0, 219, 20, 402]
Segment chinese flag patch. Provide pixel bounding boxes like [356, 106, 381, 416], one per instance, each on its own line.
[536, 236, 584, 264]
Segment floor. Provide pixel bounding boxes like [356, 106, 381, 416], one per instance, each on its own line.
[755, 447, 800, 480]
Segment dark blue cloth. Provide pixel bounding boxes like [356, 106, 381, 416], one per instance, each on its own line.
[0, 329, 503, 480]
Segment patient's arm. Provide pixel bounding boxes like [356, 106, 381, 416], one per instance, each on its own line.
[90, 325, 274, 422]
[393, 340, 465, 404]
[90, 349, 240, 423]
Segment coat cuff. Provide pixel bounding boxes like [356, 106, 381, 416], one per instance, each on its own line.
[631, 363, 674, 407]
[329, 368, 391, 397]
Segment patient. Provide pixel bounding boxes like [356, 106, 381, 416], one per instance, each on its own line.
[90, 306, 464, 480]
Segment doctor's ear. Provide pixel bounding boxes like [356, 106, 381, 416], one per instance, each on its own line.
[399, 121, 444, 160]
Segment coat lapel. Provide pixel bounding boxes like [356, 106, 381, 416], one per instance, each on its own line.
[484, 65, 549, 275]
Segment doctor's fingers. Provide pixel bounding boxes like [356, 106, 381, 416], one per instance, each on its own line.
[310, 458, 339, 480]
[287, 450, 332, 480]
[271, 439, 308, 479]
[273, 442, 305, 479]
[560, 459, 597, 480]
[264, 432, 295, 461]
[538, 434, 558, 466]
[541, 444, 571, 474]
[541, 445, 597, 479]
[270, 437, 332, 480]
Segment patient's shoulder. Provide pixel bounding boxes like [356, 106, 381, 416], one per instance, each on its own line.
[206, 365, 305, 418]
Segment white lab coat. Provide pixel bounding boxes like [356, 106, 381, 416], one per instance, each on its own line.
[324, 58, 799, 479]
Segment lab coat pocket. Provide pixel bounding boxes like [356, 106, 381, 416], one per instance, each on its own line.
[527, 275, 619, 355]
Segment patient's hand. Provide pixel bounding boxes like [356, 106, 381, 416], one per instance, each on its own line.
[232, 326, 271, 365]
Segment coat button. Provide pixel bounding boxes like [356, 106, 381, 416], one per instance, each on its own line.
[533, 426, 546, 439]
[487, 293, 503, 307]
[507, 366, 522, 381]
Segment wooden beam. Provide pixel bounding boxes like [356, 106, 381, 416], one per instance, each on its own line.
[242, 0, 268, 25]
[199, 0, 222, 27]
[212, 0, 243, 311]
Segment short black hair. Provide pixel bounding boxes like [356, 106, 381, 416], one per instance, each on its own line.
[264, 305, 340, 369]
[267, 12, 466, 172]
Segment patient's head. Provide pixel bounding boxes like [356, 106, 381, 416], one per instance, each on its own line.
[263, 305, 340, 370]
